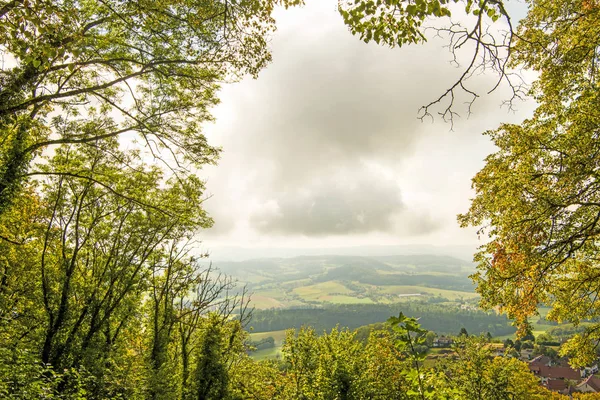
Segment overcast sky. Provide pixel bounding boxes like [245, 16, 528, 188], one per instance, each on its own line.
[199, 0, 534, 255]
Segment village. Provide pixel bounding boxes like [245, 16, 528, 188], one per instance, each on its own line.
[428, 335, 600, 396]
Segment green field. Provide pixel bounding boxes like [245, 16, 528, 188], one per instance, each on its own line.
[377, 285, 479, 301]
[250, 281, 478, 309]
[292, 281, 353, 300]
[249, 329, 287, 361]
[251, 346, 282, 360]
[249, 294, 284, 309]
[322, 295, 374, 304]
[494, 307, 555, 341]
[249, 329, 288, 344]
[230, 254, 480, 313]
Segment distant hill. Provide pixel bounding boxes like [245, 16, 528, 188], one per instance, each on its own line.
[206, 244, 477, 262]
[207, 254, 478, 310]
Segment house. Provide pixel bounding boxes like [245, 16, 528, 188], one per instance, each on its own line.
[433, 336, 453, 348]
[582, 363, 599, 377]
[528, 356, 548, 375]
[530, 355, 552, 367]
[485, 343, 504, 357]
[519, 349, 534, 361]
[577, 375, 600, 393]
[534, 365, 582, 385]
[545, 379, 568, 392]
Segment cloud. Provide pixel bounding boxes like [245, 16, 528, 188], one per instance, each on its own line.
[250, 168, 406, 235]
[200, 0, 534, 243]
[221, 20, 459, 189]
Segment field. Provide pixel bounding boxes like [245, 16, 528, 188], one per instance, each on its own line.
[216, 255, 480, 310]
[292, 281, 354, 300]
[249, 294, 284, 309]
[222, 254, 496, 360]
[249, 329, 288, 343]
[376, 285, 479, 301]
[227, 256, 576, 361]
[249, 329, 287, 360]
[247, 281, 477, 309]
[251, 346, 282, 360]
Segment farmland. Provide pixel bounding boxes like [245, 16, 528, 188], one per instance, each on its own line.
[217, 254, 480, 310]
[214, 254, 517, 360]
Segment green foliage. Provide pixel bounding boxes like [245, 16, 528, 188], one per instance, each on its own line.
[2, 1, 595, 398]
[388, 313, 445, 399]
[248, 336, 276, 350]
[250, 303, 516, 337]
[337, 0, 505, 48]
[0, 141, 251, 398]
[281, 324, 429, 400]
[437, 336, 551, 399]
[338, 0, 458, 47]
[457, 0, 600, 366]
[0, 0, 303, 213]
[193, 315, 231, 400]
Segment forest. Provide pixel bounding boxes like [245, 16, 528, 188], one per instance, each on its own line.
[1, 0, 600, 398]
[249, 304, 516, 336]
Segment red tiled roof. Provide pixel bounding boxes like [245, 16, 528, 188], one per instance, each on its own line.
[545, 379, 567, 392]
[538, 366, 580, 380]
[529, 364, 541, 373]
[529, 355, 551, 367]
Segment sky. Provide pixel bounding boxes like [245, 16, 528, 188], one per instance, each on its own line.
[199, 0, 534, 257]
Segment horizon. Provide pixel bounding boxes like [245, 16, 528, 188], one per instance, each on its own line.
[201, 243, 478, 262]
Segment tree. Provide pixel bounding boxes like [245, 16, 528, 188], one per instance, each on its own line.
[0, 0, 302, 214]
[0, 141, 253, 397]
[425, 331, 437, 348]
[438, 336, 553, 400]
[281, 326, 366, 400]
[455, 0, 600, 366]
[513, 339, 522, 352]
[459, 327, 469, 337]
[387, 313, 447, 400]
[340, 0, 600, 367]
[338, 0, 525, 125]
[34, 144, 207, 373]
[193, 315, 231, 400]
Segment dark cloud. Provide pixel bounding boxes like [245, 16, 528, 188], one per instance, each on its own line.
[250, 169, 404, 235]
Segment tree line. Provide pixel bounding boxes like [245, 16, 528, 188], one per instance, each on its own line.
[248, 303, 516, 337]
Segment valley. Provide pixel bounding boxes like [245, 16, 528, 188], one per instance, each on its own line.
[215, 254, 519, 359]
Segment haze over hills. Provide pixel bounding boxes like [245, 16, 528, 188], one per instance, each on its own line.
[222, 252, 517, 356]
[205, 244, 478, 262]
[210, 252, 479, 310]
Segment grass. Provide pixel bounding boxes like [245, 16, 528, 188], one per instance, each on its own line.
[493, 307, 558, 341]
[322, 295, 374, 304]
[254, 287, 288, 299]
[377, 285, 479, 301]
[281, 278, 313, 289]
[248, 329, 288, 361]
[292, 281, 353, 301]
[249, 294, 284, 309]
[249, 329, 288, 344]
[250, 347, 282, 361]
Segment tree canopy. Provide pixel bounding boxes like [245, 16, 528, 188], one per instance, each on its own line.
[0, 0, 302, 213]
[341, 0, 600, 365]
[453, 0, 600, 366]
